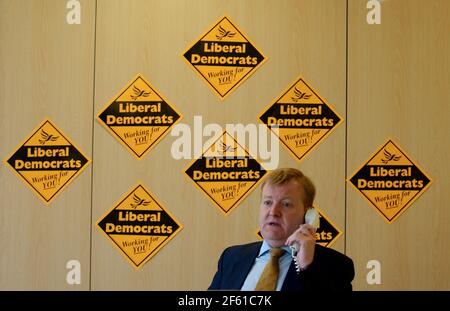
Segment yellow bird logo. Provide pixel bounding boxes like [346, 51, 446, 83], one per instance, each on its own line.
[291, 87, 311, 102]
[382, 149, 402, 164]
[130, 193, 151, 209]
[130, 85, 151, 100]
[217, 142, 237, 155]
[216, 25, 236, 40]
[39, 129, 59, 145]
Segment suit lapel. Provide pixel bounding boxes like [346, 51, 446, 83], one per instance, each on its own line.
[281, 244, 325, 291]
[227, 242, 261, 290]
[281, 261, 303, 291]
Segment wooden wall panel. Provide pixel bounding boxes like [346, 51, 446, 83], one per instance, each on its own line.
[0, 0, 95, 289]
[347, 0, 450, 290]
[91, 0, 346, 290]
[3, 0, 448, 291]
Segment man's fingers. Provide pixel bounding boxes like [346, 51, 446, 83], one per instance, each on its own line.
[300, 223, 317, 235]
[286, 225, 315, 246]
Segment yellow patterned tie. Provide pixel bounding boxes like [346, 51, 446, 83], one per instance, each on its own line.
[254, 248, 284, 291]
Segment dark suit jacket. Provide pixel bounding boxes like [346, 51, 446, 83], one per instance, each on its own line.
[208, 241, 354, 291]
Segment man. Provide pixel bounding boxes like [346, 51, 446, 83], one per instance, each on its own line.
[208, 168, 354, 291]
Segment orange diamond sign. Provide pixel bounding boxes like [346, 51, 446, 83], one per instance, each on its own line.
[259, 76, 343, 162]
[97, 74, 182, 159]
[4, 119, 91, 204]
[97, 184, 183, 269]
[183, 15, 267, 100]
[349, 139, 432, 223]
[185, 131, 267, 215]
[313, 208, 343, 248]
[256, 206, 342, 248]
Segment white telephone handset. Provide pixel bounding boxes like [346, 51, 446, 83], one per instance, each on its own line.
[304, 208, 320, 229]
[290, 208, 320, 273]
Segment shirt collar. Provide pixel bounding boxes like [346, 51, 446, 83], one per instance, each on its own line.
[258, 240, 291, 258]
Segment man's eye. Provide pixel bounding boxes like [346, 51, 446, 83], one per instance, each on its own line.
[263, 200, 271, 206]
[282, 202, 291, 208]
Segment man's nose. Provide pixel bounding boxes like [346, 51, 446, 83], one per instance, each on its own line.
[268, 202, 282, 215]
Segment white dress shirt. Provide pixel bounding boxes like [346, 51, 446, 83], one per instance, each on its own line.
[241, 240, 293, 291]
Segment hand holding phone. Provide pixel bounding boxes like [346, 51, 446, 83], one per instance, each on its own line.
[288, 208, 320, 272]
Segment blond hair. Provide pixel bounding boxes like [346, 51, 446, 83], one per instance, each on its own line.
[261, 168, 316, 207]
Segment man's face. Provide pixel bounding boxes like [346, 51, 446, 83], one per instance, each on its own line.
[259, 180, 307, 247]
